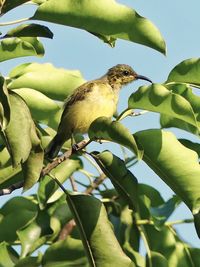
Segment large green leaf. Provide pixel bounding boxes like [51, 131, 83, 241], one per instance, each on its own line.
[0, 37, 44, 62]
[146, 251, 168, 267]
[0, 242, 17, 267]
[17, 211, 52, 257]
[22, 123, 44, 191]
[4, 24, 53, 39]
[4, 92, 33, 167]
[67, 193, 135, 267]
[135, 129, 200, 237]
[160, 83, 200, 134]
[0, 76, 10, 130]
[167, 58, 200, 87]
[38, 157, 82, 209]
[13, 88, 61, 129]
[32, 0, 166, 54]
[91, 150, 138, 211]
[0, 197, 37, 242]
[8, 63, 85, 100]
[42, 238, 88, 267]
[128, 84, 198, 131]
[89, 117, 143, 159]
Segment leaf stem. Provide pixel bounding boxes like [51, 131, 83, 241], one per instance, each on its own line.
[0, 17, 30, 26]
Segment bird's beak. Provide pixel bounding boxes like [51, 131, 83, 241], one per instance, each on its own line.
[136, 74, 152, 83]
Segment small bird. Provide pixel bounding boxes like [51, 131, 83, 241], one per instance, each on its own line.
[45, 64, 152, 159]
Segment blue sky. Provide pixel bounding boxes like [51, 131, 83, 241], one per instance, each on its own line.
[1, 0, 200, 249]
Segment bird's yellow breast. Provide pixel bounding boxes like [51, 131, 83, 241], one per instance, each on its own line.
[62, 83, 118, 134]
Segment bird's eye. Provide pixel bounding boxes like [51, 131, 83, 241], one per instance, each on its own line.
[123, 70, 129, 76]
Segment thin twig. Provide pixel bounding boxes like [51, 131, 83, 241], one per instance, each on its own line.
[0, 139, 92, 196]
[69, 176, 78, 192]
[85, 172, 106, 194]
[0, 181, 24, 196]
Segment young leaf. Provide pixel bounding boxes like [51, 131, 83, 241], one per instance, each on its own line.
[89, 117, 143, 159]
[167, 58, 200, 87]
[4, 23, 53, 39]
[0, 37, 44, 62]
[0, 242, 18, 267]
[67, 193, 136, 267]
[32, 0, 166, 54]
[135, 129, 200, 237]
[128, 84, 198, 131]
[8, 63, 85, 100]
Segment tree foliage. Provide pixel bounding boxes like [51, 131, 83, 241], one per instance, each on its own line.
[0, 1, 199, 266]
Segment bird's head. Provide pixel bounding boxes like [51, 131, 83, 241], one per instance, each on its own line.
[107, 64, 152, 87]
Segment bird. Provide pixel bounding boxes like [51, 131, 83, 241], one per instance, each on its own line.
[45, 64, 152, 159]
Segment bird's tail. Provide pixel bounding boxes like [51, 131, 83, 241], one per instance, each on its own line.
[45, 134, 64, 159]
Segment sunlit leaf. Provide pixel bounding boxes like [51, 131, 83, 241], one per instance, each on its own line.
[135, 129, 200, 237]
[8, 63, 85, 100]
[167, 58, 200, 87]
[32, 0, 166, 54]
[13, 88, 61, 129]
[146, 251, 168, 267]
[128, 84, 198, 131]
[0, 37, 44, 62]
[67, 193, 136, 267]
[0, 242, 18, 267]
[89, 117, 143, 159]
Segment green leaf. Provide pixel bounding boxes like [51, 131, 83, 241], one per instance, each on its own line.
[38, 157, 82, 209]
[17, 211, 53, 257]
[3, 92, 33, 167]
[128, 84, 198, 131]
[160, 83, 200, 134]
[8, 63, 85, 100]
[179, 139, 200, 157]
[0, 37, 44, 62]
[89, 117, 143, 159]
[0, 197, 41, 249]
[146, 251, 168, 267]
[32, 0, 166, 54]
[0, 76, 10, 130]
[22, 123, 44, 191]
[150, 195, 181, 227]
[13, 88, 61, 129]
[4, 23, 53, 39]
[91, 150, 138, 211]
[15, 253, 42, 267]
[42, 238, 88, 267]
[167, 58, 200, 87]
[0, 0, 30, 14]
[67, 193, 136, 267]
[0, 242, 17, 267]
[135, 129, 200, 237]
